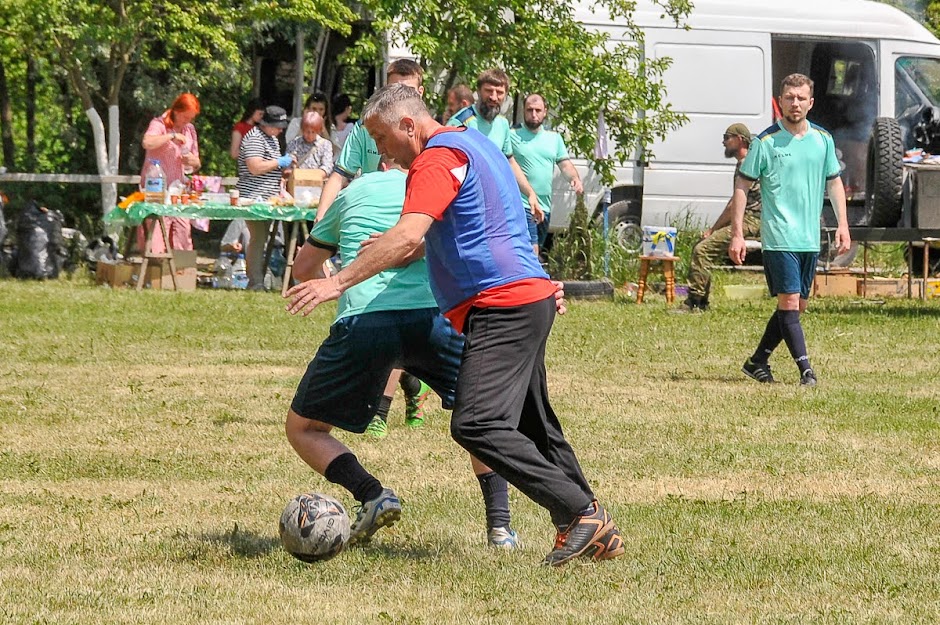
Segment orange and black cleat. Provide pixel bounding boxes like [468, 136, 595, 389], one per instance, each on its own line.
[542, 501, 624, 566]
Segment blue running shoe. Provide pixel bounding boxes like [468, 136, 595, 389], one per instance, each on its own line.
[487, 526, 522, 550]
[348, 487, 401, 545]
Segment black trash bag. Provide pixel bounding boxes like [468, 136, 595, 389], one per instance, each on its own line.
[83, 235, 118, 272]
[15, 200, 65, 279]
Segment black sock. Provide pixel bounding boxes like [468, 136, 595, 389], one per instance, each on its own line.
[751, 310, 783, 364]
[476, 471, 511, 530]
[324, 453, 383, 503]
[778, 309, 812, 373]
[399, 372, 421, 398]
[375, 395, 392, 424]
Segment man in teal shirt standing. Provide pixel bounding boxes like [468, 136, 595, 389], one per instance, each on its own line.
[729, 73, 851, 387]
[447, 68, 543, 227]
[511, 93, 583, 253]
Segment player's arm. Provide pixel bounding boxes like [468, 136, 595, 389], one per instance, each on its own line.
[285, 213, 434, 316]
[508, 155, 543, 223]
[292, 241, 335, 282]
[315, 171, 350, 221]
[827, 176, 851, 255]
[728, 176, 753, 265]
[360, 233, 425, 266]
[558, 159, 583, 194]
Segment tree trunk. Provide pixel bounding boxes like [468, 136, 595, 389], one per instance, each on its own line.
[0, 55, 16, 170]
[85, 106, 118, 218]
[26, 57, 37, 170]
[102, 105, 119, 217]
[293, 29, 305, 117]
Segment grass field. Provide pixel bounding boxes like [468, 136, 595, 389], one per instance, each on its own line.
[2, 278, 940, 624]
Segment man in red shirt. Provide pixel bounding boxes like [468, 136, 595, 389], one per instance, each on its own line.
[285, 84, 624, 567]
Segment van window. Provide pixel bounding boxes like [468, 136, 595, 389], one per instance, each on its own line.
[773, 40, 877, 197]
[652, 43, 765, 115]
[896, 56, 940, 106]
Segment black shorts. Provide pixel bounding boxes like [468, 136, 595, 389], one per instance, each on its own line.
[290, 308, 464, 433]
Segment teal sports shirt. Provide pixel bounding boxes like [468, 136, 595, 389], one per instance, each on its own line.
[333, 121, 382, 179]
[739, 121, 841, 252]
[309, 169, 437, 321]
[446, 105, 513, 156]
[511, 126, 569, 214]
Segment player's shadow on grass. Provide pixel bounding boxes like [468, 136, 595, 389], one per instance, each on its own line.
[200, 528, 281, 559]
[667, 371, 743, 383]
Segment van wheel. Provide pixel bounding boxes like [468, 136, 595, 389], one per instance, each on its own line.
[865, 117, 904, 227]
[598, 200, 642, 253]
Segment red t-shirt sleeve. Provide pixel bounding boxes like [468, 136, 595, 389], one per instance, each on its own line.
[403, 145, 469, 220]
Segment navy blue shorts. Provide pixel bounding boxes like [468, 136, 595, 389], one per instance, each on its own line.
[525, 212, 538, 244]
[290, 308, 464, 433]
[536, 214, 551, 248]
[763, 251, 818, 299]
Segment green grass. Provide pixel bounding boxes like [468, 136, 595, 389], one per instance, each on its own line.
[2, 278, 940, 624]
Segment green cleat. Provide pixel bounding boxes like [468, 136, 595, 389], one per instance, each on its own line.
[365, 415, 388, 439]
[405, 380, 432, 428]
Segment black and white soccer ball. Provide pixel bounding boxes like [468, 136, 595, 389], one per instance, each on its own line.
[279, 492, 350, 563]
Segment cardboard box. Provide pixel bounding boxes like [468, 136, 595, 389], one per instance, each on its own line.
[857, 277, 940, 299]
[857, 277, 919, 298]
[287, 168, 325, 196]
[95, 250, 197, 291]
[813, 273, 860, 297]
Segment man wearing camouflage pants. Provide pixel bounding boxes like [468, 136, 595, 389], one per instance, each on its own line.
[678, 123, 762, 312]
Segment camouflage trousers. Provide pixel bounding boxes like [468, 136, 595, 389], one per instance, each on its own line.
[687, 213, 762, 300]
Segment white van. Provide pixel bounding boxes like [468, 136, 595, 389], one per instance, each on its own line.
[551, 0, 940, 249]
[313, 0, 940, 247]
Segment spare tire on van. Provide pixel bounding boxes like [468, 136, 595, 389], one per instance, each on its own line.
[864, 116, 904, 227]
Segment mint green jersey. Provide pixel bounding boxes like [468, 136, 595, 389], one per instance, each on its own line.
[309, 169, 437, 321]
[511, 126, 569, 214]
[333, 121, 382, 179]
[739, 121, 841, 252]
[446, 105, 513, 156]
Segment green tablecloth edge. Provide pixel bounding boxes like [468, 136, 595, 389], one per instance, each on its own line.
[104, 202, 317, 226]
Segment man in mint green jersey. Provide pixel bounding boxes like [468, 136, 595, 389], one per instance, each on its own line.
[447, 68, 543, 227]
[729, 73, 851, 387]
[286, 163, 522, 550]
[511, 93, 583, 253]
[313, 59, 431, 437]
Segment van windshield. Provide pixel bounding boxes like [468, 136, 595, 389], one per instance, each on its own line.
[896, 56, 940, 106]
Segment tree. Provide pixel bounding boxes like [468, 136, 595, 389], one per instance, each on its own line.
[353, 0, 692, 186]
[12, 0, 354, 216]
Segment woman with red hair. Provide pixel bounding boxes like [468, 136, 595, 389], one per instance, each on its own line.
[138, 93, 202, 252]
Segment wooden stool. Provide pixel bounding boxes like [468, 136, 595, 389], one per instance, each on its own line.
[636, 255, 677, 304]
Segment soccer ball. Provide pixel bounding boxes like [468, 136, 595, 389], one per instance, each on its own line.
[279, 492, 350, 563]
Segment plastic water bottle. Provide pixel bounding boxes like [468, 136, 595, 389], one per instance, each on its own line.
[232, 253, 248, 289]
[144, 159, 166, 203]
[214, 256, 233, 288]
